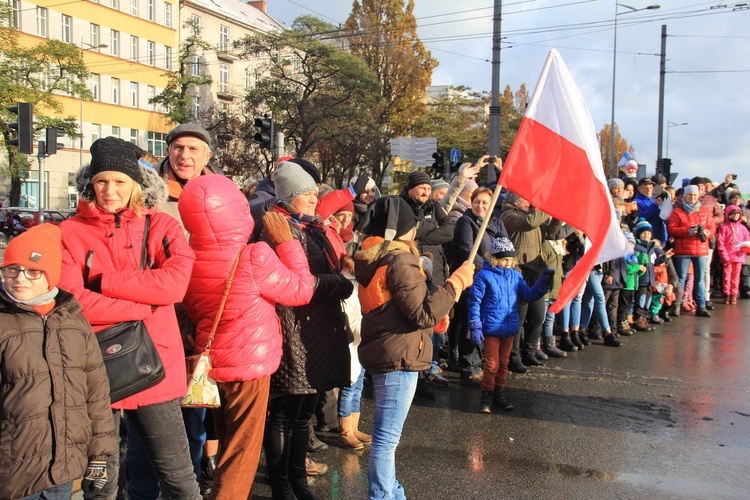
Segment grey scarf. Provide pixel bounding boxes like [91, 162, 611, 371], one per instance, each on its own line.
[1, 282, 59, 307]
[682, 199, 701, 214]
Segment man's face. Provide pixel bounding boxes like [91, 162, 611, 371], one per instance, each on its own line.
[515, 197, 531, 212]
[638, 183, 654, 197]
[408, 184, 431, 205]
[695, 183, 706, 196]
[168, 136, 212, 181]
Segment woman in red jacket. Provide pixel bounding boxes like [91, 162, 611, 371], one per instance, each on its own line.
[667, 185, 717, 317]
[178, 175, 316, 498]
[59, 137, 200, 499]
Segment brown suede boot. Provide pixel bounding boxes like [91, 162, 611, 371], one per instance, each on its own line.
[351, 412, 372, 444]
[338, 416, 364, 450]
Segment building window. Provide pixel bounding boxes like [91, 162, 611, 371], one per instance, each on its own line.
[164, 46, 172, 70]
[36, 7, 48, 37]
[219, 25, 230, 51]
[130, 81, 138, 107]
[110, 0, 119, 9]
[244, 69, 251, 90]
[110, 30, 120, 56]
[147, 41, 155, 66]
[91, 74, 100, 101]
[190, 14, 201, 34]
[130, 36, 138, 62]
[190, 55, 202, 77]
[130, 0, 138, 16]
[147, 132, 167, 156]
[90, 24, 100, 49]
[111, 126, 120, 138]
[91, 124, 101, 142]
[192, 96, 200, 119]
[164, 3, 172, 28]
[11, 0, 21, 28]
[111, 78, 120, 104]
[130, 129, 138, 144]
[61, 15, 72, 43]
[147, 85, 155, 110]
[147, 0, 154, 21]
[219, 64, 228, 92]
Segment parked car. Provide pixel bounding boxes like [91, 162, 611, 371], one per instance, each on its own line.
[1, 207, 67, 237]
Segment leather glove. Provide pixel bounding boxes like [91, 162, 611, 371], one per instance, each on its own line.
[263, 211, 293, 246]
[351, 170, 370, 196]
[469, 321, 484, 347]
[81, 460, 108, 493]
[539, 268, 555, 289]
[446, 261, 475, 292]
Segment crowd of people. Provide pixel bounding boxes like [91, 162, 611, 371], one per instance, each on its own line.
[1, 126, 749, 500]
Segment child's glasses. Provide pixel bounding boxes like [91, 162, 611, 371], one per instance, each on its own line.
[1, 267, 45, 280]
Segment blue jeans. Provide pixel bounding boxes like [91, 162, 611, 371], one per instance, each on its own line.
[675, 255, 708, 307]
[369, 371, 419, 500]
[21, 483, 72, 500]
[339, 368, 366, 416]
[580, 269, 611, 332]
[543, 300, 555, 339]
[558, 288, 583, 330]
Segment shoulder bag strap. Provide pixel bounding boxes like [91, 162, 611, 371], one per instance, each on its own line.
[140, 214, 152, 270]
[205, 248, 243, 351]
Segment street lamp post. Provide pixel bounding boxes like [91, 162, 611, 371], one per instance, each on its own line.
[666, 120, 687, 158]
[80, 39, 107, 168]
[609, 2, 660, 175]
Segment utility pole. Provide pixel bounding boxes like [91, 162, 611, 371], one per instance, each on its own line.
[487, 0, 502, 184]
[37, 141, 46, 224]
[656, 24, 667, 161]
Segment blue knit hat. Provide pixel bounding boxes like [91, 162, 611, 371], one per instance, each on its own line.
[490, 237, 516, 258]
[633, 218, 652, 238]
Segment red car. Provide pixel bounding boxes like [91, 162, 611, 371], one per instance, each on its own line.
[1, 207, 67, 237]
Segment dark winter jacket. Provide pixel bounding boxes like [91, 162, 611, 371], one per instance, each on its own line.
[501, 203, 562, 283]
[261, 213, 352, 394]
[400, 193, 456, 286]
[452, 209, 508, 271]
[354, 237, 457, 374]
[602, 257, 628, 290]
[467, 262, 549, 338]
[0, 290, 117, 499]
[248, 176, 276, 221]
[541, 240, 565, 300]
[635, 239, 666, 287]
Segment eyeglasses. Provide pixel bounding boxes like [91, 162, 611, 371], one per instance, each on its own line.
[1, 267, 45, 280]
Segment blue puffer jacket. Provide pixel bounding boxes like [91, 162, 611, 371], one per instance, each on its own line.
[467, 262, 549, 338]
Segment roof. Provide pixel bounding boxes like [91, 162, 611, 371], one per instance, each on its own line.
[188, 0, 284, 33]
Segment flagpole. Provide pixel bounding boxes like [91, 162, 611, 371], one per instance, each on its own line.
[467, 183, 504, 267]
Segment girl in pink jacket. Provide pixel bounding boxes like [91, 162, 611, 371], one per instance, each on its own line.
[178, 175, 315, 498]
[717, 205, 750, 304]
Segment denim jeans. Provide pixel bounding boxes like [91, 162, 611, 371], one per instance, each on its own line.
[339, 368, 366, 416]
[557, 288, 583, 330]
[21, 482, 72, 500]
[674, 255, 708, 307]
[125, 407, 206, 500]
[543, 300, 555, 339]
[89, 400, 201, 500]
[580, 270, 611, 332]
[369, 371, 419, 500]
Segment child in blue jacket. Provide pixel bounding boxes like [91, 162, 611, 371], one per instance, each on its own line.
[468, 237, 554, 413]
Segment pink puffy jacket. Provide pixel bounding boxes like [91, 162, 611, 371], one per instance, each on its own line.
[178, 176, 315, 382]
[716, 205, 750, 264]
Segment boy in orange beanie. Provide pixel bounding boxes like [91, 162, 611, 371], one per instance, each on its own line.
[0, 224, 116, 499]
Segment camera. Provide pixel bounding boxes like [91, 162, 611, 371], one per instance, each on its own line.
[488, 156, 496, 165]
[697, 225, 706, 243]
[731, 174, 738, 180]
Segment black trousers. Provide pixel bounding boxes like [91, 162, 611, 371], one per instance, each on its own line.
[511, 296, 546, 362]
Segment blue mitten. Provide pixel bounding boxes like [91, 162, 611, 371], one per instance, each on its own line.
[469, 321, 484, 347]
[540, 268, 555, 289]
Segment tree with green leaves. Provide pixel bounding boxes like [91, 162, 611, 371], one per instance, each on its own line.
[1, 5, 90, 205]
[150, 18, 214, 125]
[344, 0, 438, 184]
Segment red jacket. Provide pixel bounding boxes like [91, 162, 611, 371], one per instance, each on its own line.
[59, 201, 195, 410]
[667, 204, 716, 257]
[178, 175, 316, 382]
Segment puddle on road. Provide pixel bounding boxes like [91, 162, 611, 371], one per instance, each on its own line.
[692, 331, 743, 339]
[618, 471, 744, 497]
[514, 457, 618, 480]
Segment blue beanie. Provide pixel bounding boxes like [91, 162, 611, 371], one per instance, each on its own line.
[633, 218, 652, 238]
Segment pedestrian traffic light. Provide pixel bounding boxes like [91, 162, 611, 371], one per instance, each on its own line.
[45, 127, 65, 155]
[254, 117, 274, 150]
[7, 102, 34, 154]
[432, 151, 444, 170]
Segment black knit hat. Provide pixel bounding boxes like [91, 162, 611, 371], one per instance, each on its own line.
[406, 171, 432, 191]
[89, 137, 144, 185]
[361, 196, 417, 241]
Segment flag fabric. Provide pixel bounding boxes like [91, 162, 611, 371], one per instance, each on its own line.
[499, 49, 628, 314]
[616, 145, 635, 167]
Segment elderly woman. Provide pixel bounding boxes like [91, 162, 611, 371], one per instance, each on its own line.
[59, 137, 199, 499]
[260, 161, 353, 500]
[667, 184, 717, 317]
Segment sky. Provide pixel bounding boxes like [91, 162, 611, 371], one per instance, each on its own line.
[265, 0, 750, 195]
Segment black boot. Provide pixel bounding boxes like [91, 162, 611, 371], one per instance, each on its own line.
[492, 387, 514, 411]
[570, 330, 584, 350]
[292, 477, 319, 500]
[478, 391, 493, 413]
[508, 356, 528, 374]
[559, 332, 577, 352]
[587, 324, 603, 340]
[603, 333, 622, 347]
[696, 306, 711, 317]
[542, 336, 567, 358]
[578, 329, 592, 346]
[522, 352, 544, 367]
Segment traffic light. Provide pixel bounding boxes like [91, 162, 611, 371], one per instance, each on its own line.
[45, 127, 65, 155]
[7, 102, 34, 154]
[656, 157, 672, 179]
[431, 150, 444, 171]
[254, 117, 274, 150]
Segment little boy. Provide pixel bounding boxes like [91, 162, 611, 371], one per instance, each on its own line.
[467, 237, 554, 413]
[0, 224, 116, 499]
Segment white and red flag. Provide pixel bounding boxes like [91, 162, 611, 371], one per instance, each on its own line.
[499, 49, 628, 314]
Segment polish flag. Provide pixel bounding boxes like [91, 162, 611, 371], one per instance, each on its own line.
[499, 49, 628, 314]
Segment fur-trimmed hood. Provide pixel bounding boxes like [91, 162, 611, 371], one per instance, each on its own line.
[75, 163, 167, 209]
[354, 236, 423, 287]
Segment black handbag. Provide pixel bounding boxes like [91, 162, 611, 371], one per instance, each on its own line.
[86, 214, 165, 403]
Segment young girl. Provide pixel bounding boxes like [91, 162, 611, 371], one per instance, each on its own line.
[0, 224, 116, 499]
[467, 237, 553, 413]
[717, 205, 750, 304]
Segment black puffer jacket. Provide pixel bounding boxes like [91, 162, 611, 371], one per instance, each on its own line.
[0, 290, 116, 499]
[262, 219, 352, 394]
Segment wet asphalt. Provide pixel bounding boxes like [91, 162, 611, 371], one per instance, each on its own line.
[252, 298, 750, 500]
